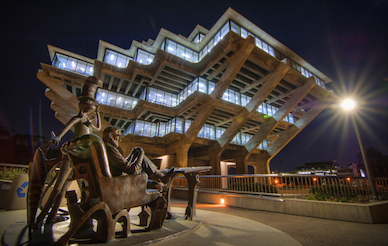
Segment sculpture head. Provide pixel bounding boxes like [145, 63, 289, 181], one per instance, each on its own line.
[103, 126, 122, 148]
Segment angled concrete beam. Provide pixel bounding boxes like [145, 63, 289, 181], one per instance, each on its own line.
[217, 62, 290, 149]
[107, 75, 114, 90]
[184, 36, 256, 143]
[240, 73, 270, 94]
[266, 94, 335, 158]
[245, 77, 317, 153]
[116, 78, 124, 92]
[37, 71, 79, 113]
[206, 60, 230, 80]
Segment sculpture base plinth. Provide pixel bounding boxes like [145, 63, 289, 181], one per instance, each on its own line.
[3, 208, 201, 246]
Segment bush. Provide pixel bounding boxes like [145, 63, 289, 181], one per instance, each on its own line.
[0, 167, 28, 181]
[309, 185, 370, 203]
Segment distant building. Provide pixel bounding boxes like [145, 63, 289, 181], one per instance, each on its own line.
[295, 160, 340, 176]
[37, 8, 334, 174]
[295, 161, 363, 177]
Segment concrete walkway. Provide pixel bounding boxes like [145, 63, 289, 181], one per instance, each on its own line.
[1, 199, 388, 245]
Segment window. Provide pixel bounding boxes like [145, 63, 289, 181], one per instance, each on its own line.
[52, 53, 94, 76]
[103, 49, 132, 67]
[136, 49, 154, 65]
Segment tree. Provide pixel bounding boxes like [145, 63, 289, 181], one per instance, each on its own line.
[356, 147, 388, 177]
[0, 125, 54, 165]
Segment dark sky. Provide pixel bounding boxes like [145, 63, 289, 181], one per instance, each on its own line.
[1, 0, 387, 171]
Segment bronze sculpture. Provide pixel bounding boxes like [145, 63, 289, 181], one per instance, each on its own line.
[27, 76, 172, 245]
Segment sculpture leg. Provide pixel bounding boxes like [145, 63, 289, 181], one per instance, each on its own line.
[34, 161, 71, 227]
[184, 173, 200, 220]
[147, 196, 167, 231]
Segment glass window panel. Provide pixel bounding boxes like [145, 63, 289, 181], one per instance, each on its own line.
[166, 40, 177, 55]
[104, 49, 117, 65]
[268, 46, 276, 57]
[184, 120, 192, 132]
[124, 96, 132, 110]
[175, 118, 183, 134]
[241, 27, 248, 38]
[115, 95, 124, 108]
[220, 22, 229, 38]
[148, 88, 157, 103]
[134, 120, 144, 136]
[158, 122, 166, 137]
[208, 82, 215, 94]
[209, 125, 215, 140]
[85, 64, 93, 76]
[136, 50, 146, 64]
[156, 90, 164, 105]
[197, 126, 204, 138]
[117, 53, 129, 68]
[171, 95, 177, 106]
[255, 38, 263, 49]
[207, 39, 214, 52]
[165, 93, 172, 107]
[107, 92, 116, 106]
[177, 44, 185, 60]
[193, 52, 199, 63]
[231, 21, 240, 35]
[262, 42, 269, 53]
[96, 89, 107, 105]
[132, 98, 138, 108]
[144, 122, 151, 137]
[76, 60, 87, 74]
[198, 78, 207, 93]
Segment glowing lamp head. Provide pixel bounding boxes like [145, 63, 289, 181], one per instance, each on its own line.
[313, 177, 317, 182]
[220, 198, 225, 205]
[274, 179, 279, 184]
[341, 99, 356, 110]
[346, 177, 351, 181]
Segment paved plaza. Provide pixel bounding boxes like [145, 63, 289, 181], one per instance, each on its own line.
[1, 199, 387, 245]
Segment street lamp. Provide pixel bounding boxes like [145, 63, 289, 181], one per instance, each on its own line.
[341, 99, 377, 198]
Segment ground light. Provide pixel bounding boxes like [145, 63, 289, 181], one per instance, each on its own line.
[220, 198, 225, 205]
[341, 98, 377, 198]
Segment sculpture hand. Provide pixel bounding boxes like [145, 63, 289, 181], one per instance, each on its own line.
[51, 131, 60, 147]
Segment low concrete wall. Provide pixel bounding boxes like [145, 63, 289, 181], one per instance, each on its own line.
[172, 188, 388, 224]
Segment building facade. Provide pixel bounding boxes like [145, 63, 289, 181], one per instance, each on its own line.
[37, 8, 335, 175]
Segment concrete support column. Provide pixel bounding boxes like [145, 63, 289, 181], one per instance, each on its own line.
[245, 77, 317, 153]
[184, 36, 255, 144]
[235, 148, 250, 174]
[265, 95, 335, 162]
[217, 62, 290, 150]
[175, 143, 191, 168]
[208, 144, 222, 175]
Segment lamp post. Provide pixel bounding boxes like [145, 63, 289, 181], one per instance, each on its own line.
[341, 99, 377, 199]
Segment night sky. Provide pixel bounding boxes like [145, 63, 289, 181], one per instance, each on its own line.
[1, 0, 387, 172]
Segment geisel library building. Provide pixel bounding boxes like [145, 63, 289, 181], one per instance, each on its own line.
[37, 8, 335, 175]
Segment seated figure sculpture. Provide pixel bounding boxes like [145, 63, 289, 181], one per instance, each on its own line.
[102, 126, 175, 184]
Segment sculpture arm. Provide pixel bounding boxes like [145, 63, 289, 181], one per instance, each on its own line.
[106, 144, 136, 176]
[91, 108, 101, 131]
[51, 116, 81, 146]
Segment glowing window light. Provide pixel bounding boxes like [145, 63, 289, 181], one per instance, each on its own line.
[220, 198, 225, 205]
[110, 54, 114, 60]
[72, 61, 76, 67]
[118, 62, 122, 67]
[62, 63, 66, 67]
[167, 47, 174, 51]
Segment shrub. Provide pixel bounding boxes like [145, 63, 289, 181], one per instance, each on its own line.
[0, 167, 28, 181]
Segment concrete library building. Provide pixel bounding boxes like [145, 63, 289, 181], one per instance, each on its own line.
[37, 8, 334, 175]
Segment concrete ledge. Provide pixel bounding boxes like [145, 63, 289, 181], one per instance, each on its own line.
[172, 188, 388, 224]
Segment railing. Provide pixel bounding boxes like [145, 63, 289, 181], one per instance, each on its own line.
[172, 174, 388, 198]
